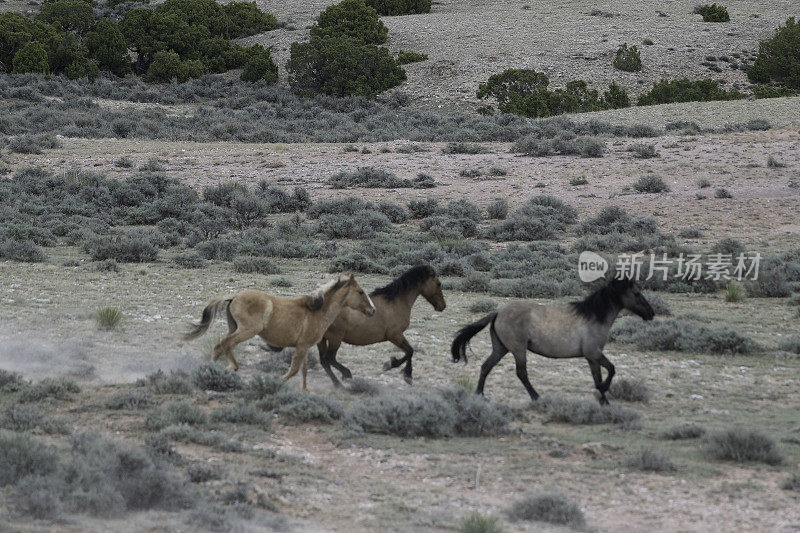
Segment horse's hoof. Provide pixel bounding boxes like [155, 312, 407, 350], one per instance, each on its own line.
[382, 359, 394, 371]
[403, 374, 413, 385]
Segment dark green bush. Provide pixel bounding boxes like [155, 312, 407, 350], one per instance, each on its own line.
[695, 4, 730, 22]
[310, 0, 388, 44]
[658, 423, 706, 440]
[614, 43, 642, 72]
[0, 430, 60, 486]
[748, 17, 800, 89]
[18, 378, 80, 403]
[287, 36, 406, 98]
[485, 196, 577, 241]
[477, 69, 630, 117]
[638, 78, 743, 106]
[240, 44, 278, 83]
[11, 41, 50, 76]
[145, 50, 205, 83]
[329, 167, 416, 188]
[365, 0, 431, 15]
[83, 234, 158, 262]
[223, 1, 278, 38]
[610, 317, 760, 354]
[627, 448, 676, 472]
[0, 239, 47, 262]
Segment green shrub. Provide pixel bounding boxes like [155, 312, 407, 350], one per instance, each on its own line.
[210, 401, 270, 428]
[715, 187, 732, 198]
[145, 401, 207, 431]
[174, 252, 205, 269]
[633, 174, 670, 193]
[18, 378, 80, 403]
[136, 369, 195, 395]
[441, 142, 488, 154]
[658, 423, 706, 440]
[627, 448, 676, 472]
[695, 4, 730, 22]
[778, 336, 800, 354]
[704, 428, 783, 465]
[609, 378, 651, 403]
[397, 50, 428, 64]
[310, 0, 388, 44]
[459, 512, 504, 533]
[83, 234, 158, 263]
[0, 405, 70, 435]
[748, 18, 800, 89]
[486, 198, 508, 220]
[240, 45, 278, 83]
[724, 282, 746, 302]
[259, 390, 343, 424]
[0, 430, 60, 486]
[159, 424, 242, 452]
[610, 317, 759, 354]
[506, 492, 585, 528]
[532, 395, 641, 428]
[485, 196, 577, 241]
[105, 389, 152, 410]
[638, 78, 742, 106]
[192, 362, 243, 392]
[96, 306, 123, 330]
[782, 473, 800, 492]
[365, 0, 431, 15]
[629, 143, 659, 158]
[233, 256, 280, 274]
[614, 43, 642, 72]
[11, 41, 50, 75]
[0, 239, 47, 262]
[287, 36, 405, 98]
[329, 167, 418, 188]
[477, 69, 630, 117]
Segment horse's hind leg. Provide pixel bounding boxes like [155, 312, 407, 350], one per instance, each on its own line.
[318, 338, 343, 388]
[385, 336, 414, 385]
[476, 328, 509, 396]
[283, 346, 309, 387]
[325, 339, 352, 381]
[214, 326, 259, 371]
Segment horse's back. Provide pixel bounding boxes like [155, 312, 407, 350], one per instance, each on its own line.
[496, 300, 585, 358]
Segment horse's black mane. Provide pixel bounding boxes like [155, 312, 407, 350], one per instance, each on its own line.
[570, 279, 627, 323]
[371, 265, 435, 300]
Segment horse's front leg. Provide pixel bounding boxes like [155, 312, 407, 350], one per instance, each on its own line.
[283, 345, 308, 385]
[587, 352, 615, 405]
[385, 336, 414, 385]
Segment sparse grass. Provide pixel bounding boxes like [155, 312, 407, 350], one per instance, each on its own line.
[697, 177, 711, 188]
[715, 187, 733, 198]
[159, 424, 243, 452]
[210, 401, 271, 428]
[506, 492, 585, 528]
[114, 156, 134, 168]
[569, 176, 589, 186]
[532, 395, 641, 428]
[459, 511, 504, 533]
[724, 282, 746, 302]
[626, 448, 677, 472]
[609, 378, 651, 403]
[347, 378, 381, 395]
[704, 428, 783, 465]
[658, 423, 706, 440]
[96, 306, 123, 330]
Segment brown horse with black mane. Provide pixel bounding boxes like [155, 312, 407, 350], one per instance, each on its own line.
[317, 265, 446, 386]
[183, 274, 375, 390]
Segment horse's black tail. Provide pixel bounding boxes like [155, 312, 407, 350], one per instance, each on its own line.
[183, 297, 232, 341]
[451, 312, 497, 364]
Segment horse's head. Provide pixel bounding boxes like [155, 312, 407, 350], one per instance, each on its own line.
[342, 274, 376, 317]
[420, 266, 446, 312]
[613, 277, 655, 321]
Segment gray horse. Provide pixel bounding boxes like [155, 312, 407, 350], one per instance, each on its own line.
[451, 277, 654, 404]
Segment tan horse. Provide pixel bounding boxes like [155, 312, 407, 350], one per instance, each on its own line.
[317, 265, 446, 386]
[183, 274, 375, 389]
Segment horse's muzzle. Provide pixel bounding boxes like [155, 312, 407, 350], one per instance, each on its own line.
[366, 308, 376, 317]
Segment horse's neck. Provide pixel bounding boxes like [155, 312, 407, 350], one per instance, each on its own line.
[598, 303, 623, 333]
[397, 285, 421, 312]
[320, 289, 349, 325]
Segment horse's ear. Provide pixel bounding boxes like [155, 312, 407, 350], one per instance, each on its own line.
[348, 273, 355, 283]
